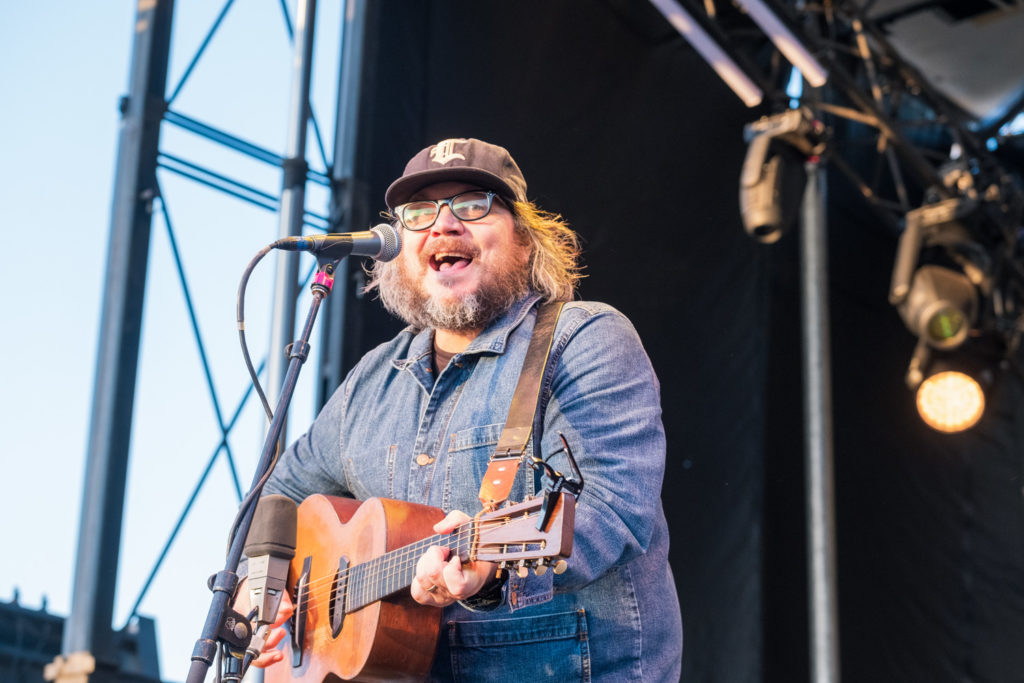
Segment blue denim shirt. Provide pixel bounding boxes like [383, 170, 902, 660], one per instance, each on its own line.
[266, 294, 683, 681]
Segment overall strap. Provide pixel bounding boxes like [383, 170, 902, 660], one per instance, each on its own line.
[478, 301, 564, 512]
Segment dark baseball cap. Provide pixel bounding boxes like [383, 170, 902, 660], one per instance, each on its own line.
[385, 138, 528, 208]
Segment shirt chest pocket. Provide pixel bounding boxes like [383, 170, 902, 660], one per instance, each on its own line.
[443, 423, 531, 511]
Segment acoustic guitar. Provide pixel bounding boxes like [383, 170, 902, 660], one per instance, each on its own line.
[265, 492, 575, 682]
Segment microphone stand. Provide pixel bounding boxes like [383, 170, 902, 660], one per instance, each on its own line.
[185, 257, 341, 683]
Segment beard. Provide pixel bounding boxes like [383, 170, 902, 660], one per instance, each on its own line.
[373, 239, 531, 333]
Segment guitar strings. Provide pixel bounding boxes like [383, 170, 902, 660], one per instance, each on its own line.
[292, 513, 547, 610]
[295, 515, 533, 596]
[297, 527, 469, 610]
[296, 517, 516, 599]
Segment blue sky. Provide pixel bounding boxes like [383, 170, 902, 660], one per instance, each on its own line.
[1, 2, 346, 679]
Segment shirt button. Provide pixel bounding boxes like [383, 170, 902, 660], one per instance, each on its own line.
[416, 453, 435, 466]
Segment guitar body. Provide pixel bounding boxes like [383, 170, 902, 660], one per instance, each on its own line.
[262, 490, 574, 682]
[267, 495, 446, 683]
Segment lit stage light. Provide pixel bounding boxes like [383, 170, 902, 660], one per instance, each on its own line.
[915, 369, 985, 433]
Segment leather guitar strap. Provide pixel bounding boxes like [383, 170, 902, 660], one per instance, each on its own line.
[478, 301, 564, 512]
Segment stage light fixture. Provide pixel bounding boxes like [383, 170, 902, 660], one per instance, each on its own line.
[916, 369, 985, 433]
[889, 198, 987, 349]
[891, 196, 997, 432]
[890, 199, 978, 304]
[904, 342, 988, 433]
[739, 108, 825, 243]
[896, 264, 978, 349]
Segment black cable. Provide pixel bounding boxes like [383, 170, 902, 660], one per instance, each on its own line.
[236, 246, 276, 422]
[222, 243, 295, 555]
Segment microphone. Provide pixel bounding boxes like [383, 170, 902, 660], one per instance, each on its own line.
[243, 494, 297, 627]
[272, 223, 402, 262]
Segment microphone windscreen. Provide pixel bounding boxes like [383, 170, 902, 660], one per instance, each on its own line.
[370, 223, 402, 262]
[243, 494, 298, 559]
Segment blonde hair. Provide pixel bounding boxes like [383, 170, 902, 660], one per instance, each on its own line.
[510, 200, 584, 302]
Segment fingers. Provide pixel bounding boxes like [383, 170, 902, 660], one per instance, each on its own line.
[272, 589, 294, 627]
[412, 547, 498, 606]
[412, 545, 453, 606]
[246, 589, 294, 669]
[264, 623, 289, 650]
[441, 554, 476, 599]
[252, 647, 285, 668]
[250, 626, 288, 668]
[412, 510, 500, 607]
[432, 509, 472, 534]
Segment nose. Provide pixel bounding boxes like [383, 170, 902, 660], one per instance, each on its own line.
[430, 203, 466, 236]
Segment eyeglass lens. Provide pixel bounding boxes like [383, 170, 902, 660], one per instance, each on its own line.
[400, 191, 494, 230]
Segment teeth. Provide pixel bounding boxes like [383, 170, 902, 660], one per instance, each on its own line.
[431, 252, 471, 267]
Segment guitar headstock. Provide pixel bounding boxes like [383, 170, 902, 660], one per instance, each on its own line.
[472, 491, 575, 576]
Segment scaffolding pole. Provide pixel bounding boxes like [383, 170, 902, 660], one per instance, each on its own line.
[55, 1, 174, 681]
[267, 0, 318, 441]
[316, 0, 371, 407]
[800, 160, 841, 683]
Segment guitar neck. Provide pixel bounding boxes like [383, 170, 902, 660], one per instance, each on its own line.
[314, 494, 572, 615]
[344, 525, 473, 612]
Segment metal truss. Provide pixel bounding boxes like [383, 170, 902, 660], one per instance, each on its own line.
[667, 0, 1020, 216]
[665, 0, 1024, 348]
[126, 0, 362, 623]
[62, 0, 370, 678]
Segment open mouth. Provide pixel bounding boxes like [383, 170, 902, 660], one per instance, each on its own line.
[429, 252, 474, 272]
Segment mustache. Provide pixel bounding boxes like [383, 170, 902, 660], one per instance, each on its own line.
[421, 237, 481, 264]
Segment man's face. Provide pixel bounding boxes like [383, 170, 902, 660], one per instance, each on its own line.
[372, 180, 532, 331]
[385, 181, 531, 332]
[401, 182, 525, 301]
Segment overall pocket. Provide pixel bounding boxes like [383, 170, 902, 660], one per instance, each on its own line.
[446, 609, 591, 682]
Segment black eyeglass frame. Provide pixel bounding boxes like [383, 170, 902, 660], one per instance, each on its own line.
[395, 190, 506, 231]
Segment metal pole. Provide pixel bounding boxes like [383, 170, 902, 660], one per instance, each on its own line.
[267, 0, 318, 435]
[316, 0, 370, 408]
[57, 1, 173, 680]
[800, 160, 841, 683]
[184, 265, 335, 683]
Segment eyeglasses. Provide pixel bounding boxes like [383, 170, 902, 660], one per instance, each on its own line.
[396, 190, 503, 231]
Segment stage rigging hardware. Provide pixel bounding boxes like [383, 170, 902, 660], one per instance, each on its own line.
[650, 1, 1024, 682]
[653, 0, 1024, 432]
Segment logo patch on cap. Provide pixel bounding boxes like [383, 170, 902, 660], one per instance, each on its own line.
[429, 139, 467, 165]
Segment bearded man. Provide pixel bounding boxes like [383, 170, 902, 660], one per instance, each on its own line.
[248, 138, 682, 681]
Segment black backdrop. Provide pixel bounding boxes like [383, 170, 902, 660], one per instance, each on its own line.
[333, 2, 1024, 681]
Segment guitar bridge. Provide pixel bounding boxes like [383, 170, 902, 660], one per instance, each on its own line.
[291, 556, 311, 668]
[329, 556, 350, 638]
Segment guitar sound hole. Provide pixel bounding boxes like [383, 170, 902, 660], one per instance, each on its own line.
[329, 556, 349, 638]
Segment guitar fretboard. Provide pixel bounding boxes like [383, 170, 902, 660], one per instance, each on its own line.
[338, 526, 474, 613]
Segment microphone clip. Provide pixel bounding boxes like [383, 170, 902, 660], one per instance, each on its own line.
[312, 259, 337, 295]
[202, 570, 253, 651]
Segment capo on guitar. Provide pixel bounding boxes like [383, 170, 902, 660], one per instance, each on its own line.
[524, 432, 584, 531]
